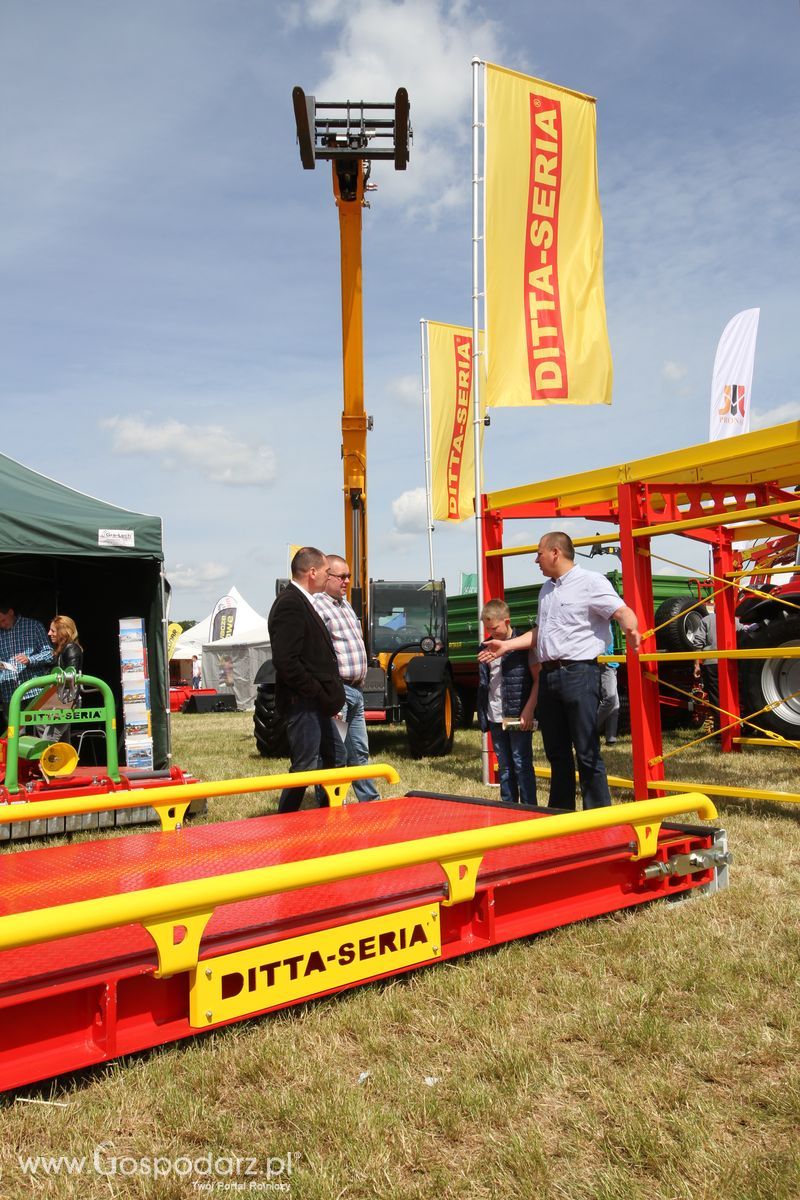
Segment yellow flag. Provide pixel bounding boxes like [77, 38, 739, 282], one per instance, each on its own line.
[428, 321, 486, 522]
[485, 64, 612, 407]
[167, 622, 183, 660]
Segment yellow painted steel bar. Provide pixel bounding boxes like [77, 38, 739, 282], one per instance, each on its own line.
[486, 531, 619, 559]
[599, 648, 800, 664]
[734, 524, 791, 543]
[644, 778, 800, 804]
[630, 498, 800, 540]
[589, 772, 800, 806]
[637, 648, 800, 662]
[0, 795, 716, 977]
[733, 737, 800, 748]
[727, 564, 800, 579]
[0, 765, 401, 832]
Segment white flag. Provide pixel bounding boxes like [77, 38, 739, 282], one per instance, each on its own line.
[709, 308, 759, 441]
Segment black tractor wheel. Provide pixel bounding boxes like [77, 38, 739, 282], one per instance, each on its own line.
[739, 617, 800, 739]
[253, 686, 289, 758]
[405, 680, 456, 758]
[454, 684, 476, 729]
[654, 596, 708, 653]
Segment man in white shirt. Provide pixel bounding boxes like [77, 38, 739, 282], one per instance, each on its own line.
[480, 531, 641, 810]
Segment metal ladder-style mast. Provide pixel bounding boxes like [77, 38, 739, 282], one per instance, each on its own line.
[292, 87, 411, 633]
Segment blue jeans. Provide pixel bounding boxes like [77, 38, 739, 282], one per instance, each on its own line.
[341, 683, 379, 802]
[537, 662, 611, 810]
[489, 723, 537, 805]
[278, 700, 340, 814]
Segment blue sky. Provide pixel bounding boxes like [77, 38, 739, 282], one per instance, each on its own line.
[2, 0, 798, 619]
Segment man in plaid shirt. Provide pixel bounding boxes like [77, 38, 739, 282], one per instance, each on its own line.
[314, 556, 379, 802]
[0, 602, 54, 729]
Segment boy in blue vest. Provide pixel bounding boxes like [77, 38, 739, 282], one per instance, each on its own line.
[478, 599, 539, 805]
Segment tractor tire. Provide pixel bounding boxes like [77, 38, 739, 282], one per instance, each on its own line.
[654, 596, 708, 653]
[454, 684, 476, 729]
[739, 617, 800, 739]
[405, 679, 456, 759]
[253, 686, 289, 758]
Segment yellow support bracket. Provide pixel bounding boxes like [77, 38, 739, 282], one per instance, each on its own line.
[440, 854, 484, 906]
[628, 819, 661, 861]
[144, 910, 214, 978]
[320, 781, 350, 807]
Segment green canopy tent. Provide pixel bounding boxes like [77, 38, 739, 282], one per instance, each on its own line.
[0, 452, 170, 768]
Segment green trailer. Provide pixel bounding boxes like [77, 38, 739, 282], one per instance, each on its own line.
[447, 572, 712, 729]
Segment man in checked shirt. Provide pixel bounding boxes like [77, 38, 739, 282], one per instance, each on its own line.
[313, 555, 380, 802]
[0, 601, 53, 730]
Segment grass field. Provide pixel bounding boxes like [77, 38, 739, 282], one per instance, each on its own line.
[1, 713, 798, 1200]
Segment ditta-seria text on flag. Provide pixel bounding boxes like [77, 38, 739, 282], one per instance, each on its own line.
[427, 321, 486, 522]
[484, 64, 612, 407]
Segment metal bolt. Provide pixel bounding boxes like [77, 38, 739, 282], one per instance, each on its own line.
[205, 1010, 213, 1021]
[205, 968, 213, 979]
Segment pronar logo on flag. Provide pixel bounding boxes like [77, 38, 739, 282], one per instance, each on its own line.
[719, 384, 746, 420]
[98, 529, 135, 548]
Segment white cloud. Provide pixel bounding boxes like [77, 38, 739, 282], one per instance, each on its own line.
[392, 486, 429, 534]
[290, 0, 504, 217]
[750, 401, 800, 430]
[662, 360, 688, 382]
[386, 374, 420, 408]
[167, 562, 229, 590]
[101, 416, 276, 486]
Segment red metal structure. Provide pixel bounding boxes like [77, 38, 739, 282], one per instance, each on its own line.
[480, 421, 800, 804]
[0, 784, 726, 1092]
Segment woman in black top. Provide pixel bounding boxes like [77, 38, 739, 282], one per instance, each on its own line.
[48, 615, 83, 673]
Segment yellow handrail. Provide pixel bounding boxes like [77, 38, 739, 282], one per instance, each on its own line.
[0, 765, 401, 832]
[0, 794, 716, 978]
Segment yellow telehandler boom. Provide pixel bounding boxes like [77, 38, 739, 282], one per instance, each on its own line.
[291, 87, 410, 631]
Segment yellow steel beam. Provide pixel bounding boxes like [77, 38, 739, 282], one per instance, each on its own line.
[629, 498, 800, 540]
[0, 765, 401, 831]
[637, 648, 800, 662]
[733, 524, 792, 543]
[0, 795, 716, 977]
[486, 530, 620, 559]
[485, 421, 800, 512]
[733, 737, 800, 748]
[727, 564, 800, 579]
[584, 772, 800, 806]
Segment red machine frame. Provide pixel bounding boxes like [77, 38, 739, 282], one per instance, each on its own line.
[480, 422, 800, 802]
[0, 787, 726, 1092]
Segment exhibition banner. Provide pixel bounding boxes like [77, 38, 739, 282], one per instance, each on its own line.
[709, 308, 759, 440]
[428, 321, 486, 522]
[484, 63, 612, 407]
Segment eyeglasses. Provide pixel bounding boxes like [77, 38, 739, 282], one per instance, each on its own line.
[329, 573, 351, 580]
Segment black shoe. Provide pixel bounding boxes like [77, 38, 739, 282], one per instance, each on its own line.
[606, 738, 617, 745]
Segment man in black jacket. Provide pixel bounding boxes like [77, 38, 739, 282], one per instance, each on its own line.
[268, 547, 346, 813]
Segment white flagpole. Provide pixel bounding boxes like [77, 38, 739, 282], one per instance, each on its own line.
[471, 57, 485, 623]
[419, 318, 435, 580]
[472, 56, 490, 785]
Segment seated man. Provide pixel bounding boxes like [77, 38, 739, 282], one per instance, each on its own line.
[0, 601, 53, 731]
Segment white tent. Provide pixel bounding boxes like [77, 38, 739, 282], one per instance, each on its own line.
[174, 587, 270, 711]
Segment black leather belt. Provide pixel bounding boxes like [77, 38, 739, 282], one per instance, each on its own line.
[540, 658, 598, 673]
